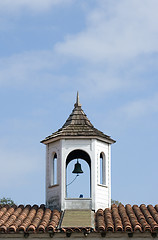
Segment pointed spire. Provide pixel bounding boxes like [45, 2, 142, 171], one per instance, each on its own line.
[74, 91, 82, 108]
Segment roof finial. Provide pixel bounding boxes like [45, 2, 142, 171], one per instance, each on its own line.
[74, 91, 82, 107]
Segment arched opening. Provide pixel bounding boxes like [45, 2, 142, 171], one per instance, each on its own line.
[66, 149, 91, 198]
[100, 152, 106, 185]
[50, 152, 57, 186]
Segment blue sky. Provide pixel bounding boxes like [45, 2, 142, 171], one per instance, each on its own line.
[0, 0, 158, 206]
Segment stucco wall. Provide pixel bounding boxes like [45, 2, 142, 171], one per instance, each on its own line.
[0, 232, 156, 239]
[46, 138, 111, 211]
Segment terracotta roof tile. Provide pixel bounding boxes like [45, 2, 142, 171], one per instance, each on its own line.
[0, 205, 16, 230]
[155, 204, 158, 212]
[0, 205, 9, 219]
[125, 204, 142, 232]
[47, 209, 61, 232]
[104, 208, 114, 231]
[112, 204, 123, 231]
[9, 205, 31, 233]
[0, 205, 24, 233]
[18, 205, 38, 232]
[1, 204, 158, 235]
[95, 204, 158, 234]
[95, 209, 105, 232]
[27, 207, 44, 233]
[133, 205, 151, 232]
[118, 204, 132, 232]
[140, 204, 158, 232]
[148, 205, 158, 223]
[0, 205, 60, 234]
[38, 208, 52, 233]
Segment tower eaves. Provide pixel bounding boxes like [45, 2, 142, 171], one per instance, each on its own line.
[41, 93, 115, 144]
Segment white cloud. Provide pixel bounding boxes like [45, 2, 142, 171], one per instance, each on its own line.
[121, 93, 158, 119]
[0, 0, 73, 13]
[76, 69, 131, 96]
[103, 93, 158, 132]
[0, 49, 133, 94]
[0, 0, 157, 97]
[0, 50, 68, 88]
[0, 47, 155, 97]
[55, 0, 158, 62]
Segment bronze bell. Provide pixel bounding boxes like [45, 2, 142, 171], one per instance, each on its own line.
[72, 160, 83, 174]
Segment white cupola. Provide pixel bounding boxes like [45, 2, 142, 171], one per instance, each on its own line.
[41, 93, 115, 211]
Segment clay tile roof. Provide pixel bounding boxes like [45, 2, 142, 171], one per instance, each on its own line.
[140, 204, 158, 232]
[41, 93, 115, 144]
[125, 204, 142, 232]
[95, 204, 158, 234]
[0, 205, 60, 234]
[38, 208, 51, 233]
[1, 204, 158, 235]
[118, 204, 132, 232]
[148, 205, 158, 223]
[95, 209, 105, 232]
[104, 208, 114, 231]
[47, 209, 61, 232]
[111, 204, 123, 231]
[132, 205, 151, 232]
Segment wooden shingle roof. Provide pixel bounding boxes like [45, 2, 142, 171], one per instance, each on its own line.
[41, 92, 115, 144]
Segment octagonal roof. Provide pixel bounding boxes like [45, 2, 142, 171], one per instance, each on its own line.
[41, 92, 115, 144]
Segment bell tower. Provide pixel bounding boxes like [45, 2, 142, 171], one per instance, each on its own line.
[41, 93, 115, 211]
